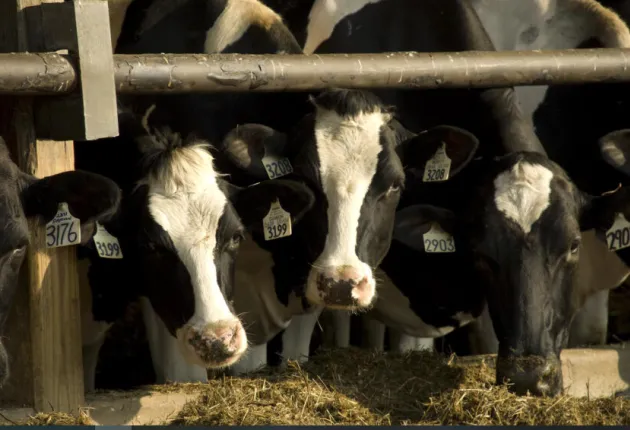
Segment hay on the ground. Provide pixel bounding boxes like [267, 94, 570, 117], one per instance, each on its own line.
[8, 348, 630, 425]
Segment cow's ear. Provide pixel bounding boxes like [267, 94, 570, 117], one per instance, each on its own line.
[228, 179, 315, 233]
[19, 170, 121, 245]
[393, 204, 457, 251]
[397, 125, 479, 179]
[222, 124, 289, 180]
[580, 185, 630, 236]
[599, 129, 630, 177]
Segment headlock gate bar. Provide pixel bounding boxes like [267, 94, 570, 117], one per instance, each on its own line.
[2, 0, 630, 419]
[2, 49, 630, 96]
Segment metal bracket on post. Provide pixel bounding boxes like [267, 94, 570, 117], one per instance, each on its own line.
[33, 0, 118, 141]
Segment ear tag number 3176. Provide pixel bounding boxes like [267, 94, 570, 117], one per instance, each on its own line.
[262, 146, 293, 180]
[423, 222, 456, 253]
[606, 213, 630, 251]
[263, 200, 292, 241]
[93, 223, 123, 259]
[423, 142, 452, 183]
[46, 202, 81, 248]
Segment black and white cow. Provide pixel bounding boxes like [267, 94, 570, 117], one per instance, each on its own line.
[467, 0, 630, 349]
[259, 0, 630, 396]
[0, 136, 120, 388]
[76, 106, 315, 388]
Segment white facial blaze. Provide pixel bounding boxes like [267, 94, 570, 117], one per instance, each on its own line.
[146, 145, 235, 327]
[314, 108, 385, 268]
[494, 161, 554, 235]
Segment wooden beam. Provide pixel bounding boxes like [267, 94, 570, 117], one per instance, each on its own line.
[2, 0, 85, 414]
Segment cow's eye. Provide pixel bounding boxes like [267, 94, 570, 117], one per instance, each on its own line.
[385, 182, 403, 198]
[569, 237, 581, 255]
[228, 233, 243, 250]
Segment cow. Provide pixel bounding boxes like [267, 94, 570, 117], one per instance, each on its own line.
[0, 136, 120, 388]
[76, 106, 316, 389]
[466, 0, 630, 350]
[255, 0, 630, 396]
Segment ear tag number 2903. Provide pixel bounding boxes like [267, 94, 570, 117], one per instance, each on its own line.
[46, 202, 81, 248]
[93, 223, 123, 259]
[423, 142, 452, 183]
[423, 222, 456, 253]
[606, 213, 630, 251]
[263, 200, 292, 241]
[262, 145, 293, 180]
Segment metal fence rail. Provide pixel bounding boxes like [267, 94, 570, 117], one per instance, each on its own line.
[2, 48, 630, 95]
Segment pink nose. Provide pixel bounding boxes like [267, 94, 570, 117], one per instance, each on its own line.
[186, 321, 246, 367]
[314, 265, 374, 308]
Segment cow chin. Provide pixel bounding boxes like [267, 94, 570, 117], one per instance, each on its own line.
[175, 319, 248, 369]
[304, 263, 376, 310]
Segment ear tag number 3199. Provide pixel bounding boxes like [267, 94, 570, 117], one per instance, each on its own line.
[46, 202, 81, 248]
[423, 222, 456, 253]
[262, 146, 293, 180]
[606, 213, 630, 251]
[93, 223, 123, 259]
[423, 142, 452, 183]
[263, 200, 292, 241]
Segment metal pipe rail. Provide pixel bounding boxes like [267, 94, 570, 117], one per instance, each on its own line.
[2, 48, 630, 95]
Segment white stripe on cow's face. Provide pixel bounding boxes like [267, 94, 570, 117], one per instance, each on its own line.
[494, 161, 554, 235]
[313, 107, 385, 271]
[204, 0, 283, 53]
[304, 0, 384, 54]
[146, 144, 234, 327]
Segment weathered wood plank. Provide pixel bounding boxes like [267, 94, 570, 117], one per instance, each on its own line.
[9, 0, 85, 413]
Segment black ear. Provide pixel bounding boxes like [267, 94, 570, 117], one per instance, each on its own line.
[222, 124, 289, 180]
[20, 170, 121, 245]
[599, 129, 630, 177]
[393, 204, 457, 251]
[229, 179, 315, 234]
[580, 185, 630, 235]
[397, 125, 479, 180]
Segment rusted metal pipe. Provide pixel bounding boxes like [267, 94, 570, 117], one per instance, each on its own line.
[3, 48, 630, 95]
[0, 53, 77, 94]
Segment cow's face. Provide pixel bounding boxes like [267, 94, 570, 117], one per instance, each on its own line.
[221, 89, 481, 311]
[125, 129, 314, 369]
[0, 138, 120, 387]
[466, 151, 630, 396]
[292, 90, 405, 311]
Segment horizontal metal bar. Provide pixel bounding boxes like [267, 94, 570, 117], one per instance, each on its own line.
[2, 48, 630, 95]
[0, 53, 77, 95]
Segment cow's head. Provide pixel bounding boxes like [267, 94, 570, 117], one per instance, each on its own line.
[120, 124, 314, 369]
[0, 137, 120, 387]
[460, 151, 630, 396]
[221, 89, 454, 311]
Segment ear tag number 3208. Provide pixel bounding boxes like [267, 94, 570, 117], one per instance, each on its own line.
[46, 202, 81, 248]
[263, 200, 292, 241]
[423, 222, 456, 253]
[606, 213, 630, 251]
[423, 142, 452, 183]
[93, 223, 123, 259]
[262, 146, 293, 180]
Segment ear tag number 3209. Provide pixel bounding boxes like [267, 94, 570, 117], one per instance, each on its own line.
[93, 223, 123, 259]
[263, 200, 292, 241]
[46, 202, 81, 248]
[606, 213, 630, 251]
[262, 146, 293, 180]
[423, 142, 452, 183]
[423, 222, 456, 253]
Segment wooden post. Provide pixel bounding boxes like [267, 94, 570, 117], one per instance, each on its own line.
[0, 0, 85, 413]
